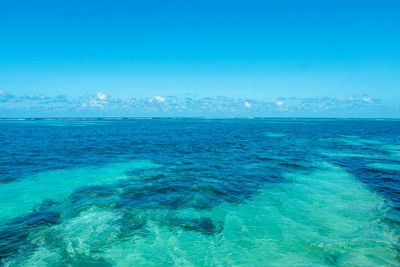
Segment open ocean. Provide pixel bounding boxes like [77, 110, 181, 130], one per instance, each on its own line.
[0, 118, 399, 266]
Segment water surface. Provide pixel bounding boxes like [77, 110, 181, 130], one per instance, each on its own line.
[0, 118, 399, 266]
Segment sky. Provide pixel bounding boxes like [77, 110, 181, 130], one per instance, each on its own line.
[0, 0, 399, 117]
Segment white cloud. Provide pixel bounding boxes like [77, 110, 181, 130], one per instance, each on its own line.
[338, 96, 353, 102]
[0, 91, 392, 117]
[96, 92, 108, 100]
[90, 99, 103, 108]
[363, 97, 373, 103]
[154, 96, 166, 102]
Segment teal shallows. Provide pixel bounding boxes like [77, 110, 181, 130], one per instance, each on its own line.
[16, 163, 399, 266]
[0, 119, 399, 266]
[0, 160, 161, 222]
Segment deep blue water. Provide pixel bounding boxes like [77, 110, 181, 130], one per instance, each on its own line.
[0, 118, 399, 266]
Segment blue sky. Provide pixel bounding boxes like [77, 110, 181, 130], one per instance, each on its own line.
[0, 0, 399, 117]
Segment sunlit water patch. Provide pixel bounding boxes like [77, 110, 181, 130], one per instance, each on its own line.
[264, 132, 287, 138]
[320, 151, 387, 159]
[320, 136, 384, 147]
[0, 160, 161, 222]
[369, 163, 400, 171]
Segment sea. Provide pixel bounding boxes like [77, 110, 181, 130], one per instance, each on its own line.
[0, 118, 399, 266]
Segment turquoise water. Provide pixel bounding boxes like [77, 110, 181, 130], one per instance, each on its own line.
[0, 118, 399, 266]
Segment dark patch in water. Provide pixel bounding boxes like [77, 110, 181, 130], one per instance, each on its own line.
[0, 208, 61, 262]
[33, 199, 59, 212]
[62, 254, 112, 267]
[115, 211, 148, 239]
[279, 162, 309, 170]
[172, 217, 223, 236]
[322, 252, 340, 265]
[67, 185, 122, 215]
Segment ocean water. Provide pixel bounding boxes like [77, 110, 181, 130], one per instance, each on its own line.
[0, 118, 399, 266]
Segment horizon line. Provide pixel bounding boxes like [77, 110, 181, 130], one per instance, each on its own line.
[1, 117, 399, 120]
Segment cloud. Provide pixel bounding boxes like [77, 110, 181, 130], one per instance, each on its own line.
[0, 91, 397, 118]
[363, 97, 373, 103]
[154, 96, 166, 102]
[96, 92, 108, 100]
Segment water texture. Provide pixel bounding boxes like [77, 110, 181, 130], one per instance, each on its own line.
[0, 118, 399, 266]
